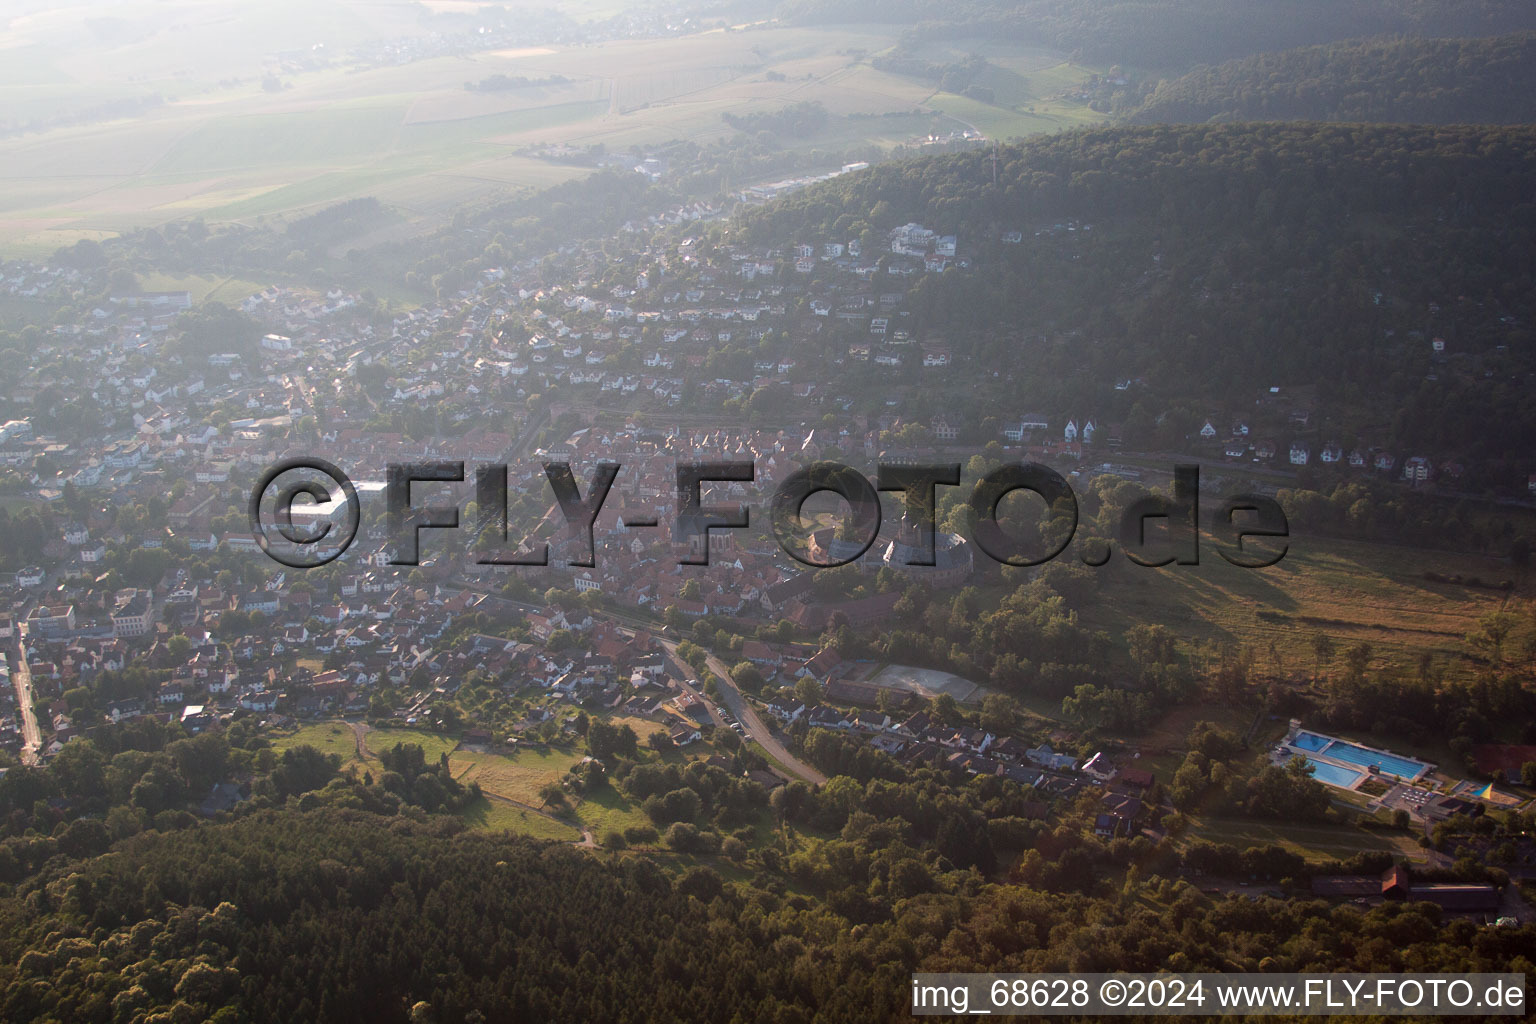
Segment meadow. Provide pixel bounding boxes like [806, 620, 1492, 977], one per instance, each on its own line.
[446, 717, 685, 841]
[134, 272, 272, 304]
[1184, 813, 1425, 863]
[270, 720, 361, 762]
[449, 745, 583, 806]
[362, 724, 462, 762]
[459, 796, 583, 841]
[271, 718, 660, 841]
[1078, 530, 1527, 680]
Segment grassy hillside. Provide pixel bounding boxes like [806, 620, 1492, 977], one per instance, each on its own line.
[1080, 530, 1530, 677]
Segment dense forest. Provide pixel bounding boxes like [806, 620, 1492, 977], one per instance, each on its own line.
[722, 102, 831, 140]
[734, 122, 1536, 484]
[776, 0, 1536, 69]
[1, 805, 1532, 1022]
[1129, 32, 1536, 124]
[0, 681, 1528, 1021]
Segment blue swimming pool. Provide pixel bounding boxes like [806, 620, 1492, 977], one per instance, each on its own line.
[1315, 740, 1428, 780]
[1303, 757, 1363, 789]
[1292, 731, 1331, 753]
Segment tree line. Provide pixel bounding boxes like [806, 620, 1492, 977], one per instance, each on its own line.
[777, 0, 1536, 69]
[1128, 32, 1536, 125]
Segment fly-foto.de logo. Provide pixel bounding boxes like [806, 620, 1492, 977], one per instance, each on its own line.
[249, 458, 1289, 571]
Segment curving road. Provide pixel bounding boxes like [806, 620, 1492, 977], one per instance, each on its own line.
[447, 589, 826, 787]
[659, 639, 825, 786]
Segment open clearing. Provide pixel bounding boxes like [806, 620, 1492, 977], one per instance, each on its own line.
[574, 785, 652, 838]
[274, 722, 468, 768]
[271, 721, 360, 763]
[134, 272, 272, 304]
[460, 795, 582, 841]
[1079, 531, 1527, 678]
[1186, 814, 1424, 863]
[449, 746, 583, 806]
[365, 726, 461, 764]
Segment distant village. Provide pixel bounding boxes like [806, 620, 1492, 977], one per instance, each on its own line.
[1, 215, 1513, 521]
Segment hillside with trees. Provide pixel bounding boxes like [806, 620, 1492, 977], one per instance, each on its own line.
[1128, 33, 1536, 124]
[1, 804, 1532, 1022]
[776, 0, 1536, 69]
[733, 122, 1536, 486]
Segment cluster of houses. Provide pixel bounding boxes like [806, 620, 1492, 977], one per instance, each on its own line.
[991, 401, 1465, 489]
[760, 661, 1158, 838]
[0, 217, 989, 513]
[3, 540, 755, 763]
[6, 526, 1147, 844]
[4, 202, 1521, 539]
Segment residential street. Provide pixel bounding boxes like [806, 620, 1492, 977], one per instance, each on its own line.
[659, 639, 825, 785]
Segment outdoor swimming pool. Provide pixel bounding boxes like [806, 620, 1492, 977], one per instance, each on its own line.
[1302, 757, 1363, 789]
[1288, 729, 1431, 781]
[1316, 740, 1428, 780]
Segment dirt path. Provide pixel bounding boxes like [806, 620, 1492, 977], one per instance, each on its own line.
[347, 719, 371, 759]
[479, 788, 594, 847]
[346, 718, 595, 847]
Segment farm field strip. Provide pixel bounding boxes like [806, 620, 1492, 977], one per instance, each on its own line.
[0, 23, 1110, 249]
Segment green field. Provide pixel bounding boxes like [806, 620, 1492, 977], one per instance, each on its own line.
[135, 272, 271, 305]
[272, 720, 591, 840]
[449, 746, 583, 806]
[0, 13, 1110, 253]
[609, 714, 668, 741]
[445, 728, 702, 841]
[926, 90, 1102, 138]
[1079, 531, 1527, 679]
[364, 725, 461, 764]
[460, 795, 582, 841]
[573, 784, 652, 839]
[1185, 814, 1423, 863]
[270, 721, 361, 763]
[272, 721, 480, 768]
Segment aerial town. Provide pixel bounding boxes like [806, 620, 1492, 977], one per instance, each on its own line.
[0, 209, 1529, 929]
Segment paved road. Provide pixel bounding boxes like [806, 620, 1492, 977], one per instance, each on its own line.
[660, 639, 825, 786]
[448, 589, 826, 786]
[10, 631, 40, 766]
